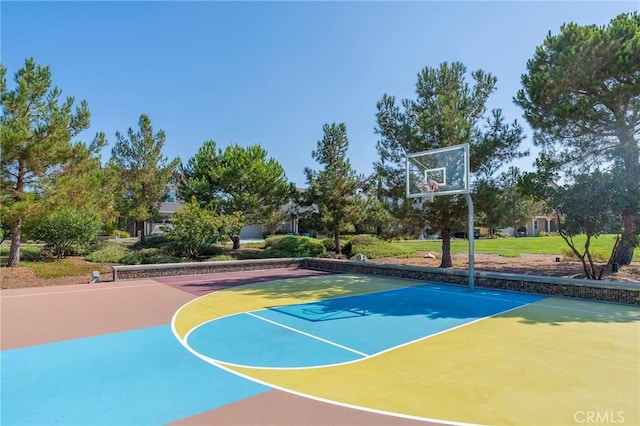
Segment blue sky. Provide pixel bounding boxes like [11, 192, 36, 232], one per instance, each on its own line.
[2, 1, 637, 186]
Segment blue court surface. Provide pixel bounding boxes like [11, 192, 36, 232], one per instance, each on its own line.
[1, 325, 269, 425]
[186, 284, 543, 368]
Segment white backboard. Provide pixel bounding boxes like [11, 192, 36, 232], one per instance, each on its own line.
[406, 143, 469, 198]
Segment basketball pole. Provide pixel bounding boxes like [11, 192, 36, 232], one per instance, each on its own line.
[465, 193, 475, 291]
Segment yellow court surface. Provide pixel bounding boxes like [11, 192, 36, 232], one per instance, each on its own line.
[172, 274, 417, 338]
[174, 275, 640, 425]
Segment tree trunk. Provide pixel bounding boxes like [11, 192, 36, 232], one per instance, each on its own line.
[7, 218, 22, 267]
[136, 221, 147, 245]
[231, 234, 241, 250]
[611, 243, 634, 266]
[613, 132, 639, 265]
[334, 230, 341, 255]
[610, 214, 636, 265]
[7, 162, 24, 267]
[440, 227, 452, 268]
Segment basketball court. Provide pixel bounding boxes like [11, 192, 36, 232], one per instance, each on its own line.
[2, 144, 638, 425]
[2, 269, 638, 425]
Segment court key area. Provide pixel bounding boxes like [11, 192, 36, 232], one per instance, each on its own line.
[2, 270, 639, 425]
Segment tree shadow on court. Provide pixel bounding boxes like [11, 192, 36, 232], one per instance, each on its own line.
[224, 274, 640, 324]
[160, 270, 334, 296]
[169, 269, 639, 324]
[228, 276, 533, 321]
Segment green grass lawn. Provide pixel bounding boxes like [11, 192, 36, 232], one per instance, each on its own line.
[393, 234, 639, 262]
[2, 235, 638, 281]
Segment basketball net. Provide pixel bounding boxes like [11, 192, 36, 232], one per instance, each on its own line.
[417, 180, 439, 203]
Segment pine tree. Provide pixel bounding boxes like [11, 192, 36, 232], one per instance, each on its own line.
[1, 58, 92, 267]
[515, 12, 640, 264]
[179, 141, 291, 249]
[304, 123, 362, 255]
[375, 62, 527, 267]
[109, 114, 179, 244]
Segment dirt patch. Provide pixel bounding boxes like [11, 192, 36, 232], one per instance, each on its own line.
[1, 259, 114, 290]
[371, 253, 640, 284]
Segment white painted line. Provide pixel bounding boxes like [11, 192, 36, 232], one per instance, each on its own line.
[369, 302, 537, 360]
[246, 311, 369, 357]
[172, 327, 479, 426]
[408, 284, 539, 304]
[0, 282, 163, 299]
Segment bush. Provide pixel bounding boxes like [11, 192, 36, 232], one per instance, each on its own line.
[31, 209, 101, 259]
[341, 235, 376, 256]
[206, 255, 235, 262]
[264, 235, 289, 248]
[162, 200, 229, 258]
[321, 237, 347, 253]
[132, 235, 172, 249]
[261, 236, 325, 258]
[85, 242, 130, 263]
[101, 221, 117, 236]
[200, 245, 224, 257]
[235, 250, 262, 260]
[119, 248, 184, 265]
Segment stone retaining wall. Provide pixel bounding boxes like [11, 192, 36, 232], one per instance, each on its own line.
[112, 258, 639, 305]
[112, 258, 303, 281]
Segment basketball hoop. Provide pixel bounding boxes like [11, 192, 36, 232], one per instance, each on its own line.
[406, 143, 474, 291]
[417, 180, 438, 202]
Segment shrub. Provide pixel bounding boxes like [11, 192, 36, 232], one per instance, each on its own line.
[321, 237, 347, 253]
[206, 255, 235, 262]
[341, 235, 376, 256]
[132, 235, 172, 249]
[85, 242, 130, 263]
[264, 235, 289, 248]
[102, 221, 117, 236]
[31, 209, 101, 259]
[119, 248, 184, 265]
[200, 245, 224, 257]
[235, 250, 262, 260]
[342, 235, 414, 259]
[261, 236, 325, 258]
[243, 241, 266, 249]
[162, 200, 229, 259]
